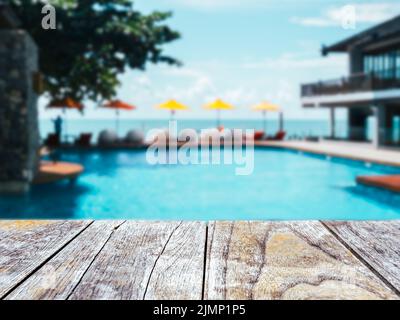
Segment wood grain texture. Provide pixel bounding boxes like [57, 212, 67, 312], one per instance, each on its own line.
[324, 221, 400, 293]
[204, 221, 398, 300]
[69, 221, 206, 300]
[0, 220, 91, 298]
[4, 220, 124, 300]
[143, 221, 206, 300]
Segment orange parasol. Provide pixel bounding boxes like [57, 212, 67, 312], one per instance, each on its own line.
[47, 97, 85, 138]
[101, 100, 137, 133]
[48, 97, 84, 112]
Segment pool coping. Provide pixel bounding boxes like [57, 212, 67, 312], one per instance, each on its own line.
[255, 141, 400, 168]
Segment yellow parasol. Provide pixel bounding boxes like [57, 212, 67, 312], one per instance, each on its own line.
[204, 99, 235, 128]
[156, 99, 190, 120]
[252, 101, 280, 133]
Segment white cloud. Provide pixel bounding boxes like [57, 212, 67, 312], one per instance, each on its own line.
[134, 75, 151, 87]
[163, 76, 215, 101]
[210, 87, 258, 107]
[168, 0, 268, 10]
[242, 54, 347, 70]
[158, 67, 216, 101]
[291, 3, 400, 28]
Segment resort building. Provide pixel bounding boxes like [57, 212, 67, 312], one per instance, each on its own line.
[301, 15, 400, 149]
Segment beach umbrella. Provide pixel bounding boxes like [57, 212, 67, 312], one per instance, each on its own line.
[101, 100, 136, 134]
[156, 99, 190, 121]
[204, 99, 235, 128]
[47, 97, 85, 137]
[47, 97, 84, 112]
[252, 101, 280, 133]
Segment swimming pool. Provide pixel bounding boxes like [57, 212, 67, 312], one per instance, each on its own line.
[1, 148, 400, 220]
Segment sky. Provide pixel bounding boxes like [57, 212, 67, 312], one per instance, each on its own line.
[39, 0, 400, 120]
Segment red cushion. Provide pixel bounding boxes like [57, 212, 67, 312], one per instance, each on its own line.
[275, 131, 286, 140]
[254, 131, 265, 140]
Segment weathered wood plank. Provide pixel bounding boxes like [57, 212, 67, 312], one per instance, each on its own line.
[69, 221, 206, 300]
[4, 220, 124, 300]
[143, 221, 206, 300]
[204, 221, 398, 300]
[0, 220, 91, 298]
[324, 221, 400, 293]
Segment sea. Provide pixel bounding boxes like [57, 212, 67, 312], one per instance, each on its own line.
[39, 119, 352, 141]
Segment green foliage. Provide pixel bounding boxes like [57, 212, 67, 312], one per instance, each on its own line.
[10, 0, 181, 102]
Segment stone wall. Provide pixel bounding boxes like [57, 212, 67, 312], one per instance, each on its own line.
[0, 30, 39, 193]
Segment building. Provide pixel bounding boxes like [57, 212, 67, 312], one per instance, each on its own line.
[0, 2, 40, 193]
[301, 15, 400, 149]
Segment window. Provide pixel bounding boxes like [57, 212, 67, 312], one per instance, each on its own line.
[396, 50, 400, 79]
[364, 50, 399, 79]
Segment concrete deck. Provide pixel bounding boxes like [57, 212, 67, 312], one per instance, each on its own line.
[256, 140, 400, 167]
[0, 220, 399, 300]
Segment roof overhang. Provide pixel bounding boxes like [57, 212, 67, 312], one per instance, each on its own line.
[322, 15, 400, 55]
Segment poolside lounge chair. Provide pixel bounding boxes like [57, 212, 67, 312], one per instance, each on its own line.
[266, 130, 286, 141]
[200, 128, 220, 144]
[125, 130, 144, 146]
[199, 128, 235, 145]
[254, 131, 265, 140]
[98, 129, 118, 146]
[147, 128, 170, 145]
[74, 133, 92, 147]
[178, 129, 197, 143]
[44, 133, 60, 148]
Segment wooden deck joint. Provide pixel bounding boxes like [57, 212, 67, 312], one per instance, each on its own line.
[66, 220, 127, 300]
[320, 221, 400, 297]
[142, 221, 183, 300]
[201, 223, 209, 300]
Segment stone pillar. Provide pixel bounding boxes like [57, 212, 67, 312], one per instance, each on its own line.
[0, 30, 39, 193]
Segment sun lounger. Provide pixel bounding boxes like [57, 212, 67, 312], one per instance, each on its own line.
[125, 130, 144, 145]
[254, 131, 265, 140]
[266, 130, 286, 141]
[98, 129, 118, 146]
[44, 133, 60, 147]
[74, 133, 92, 147]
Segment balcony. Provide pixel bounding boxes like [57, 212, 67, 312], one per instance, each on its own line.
[301, 73, 400, 98]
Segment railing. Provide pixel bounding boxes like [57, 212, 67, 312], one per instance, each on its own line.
[301, 73, 400, 97]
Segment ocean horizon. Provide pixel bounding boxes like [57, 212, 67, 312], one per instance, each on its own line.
[39, 119, 351, 140]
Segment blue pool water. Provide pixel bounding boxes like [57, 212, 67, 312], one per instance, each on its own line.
[1, 148, 400, 220]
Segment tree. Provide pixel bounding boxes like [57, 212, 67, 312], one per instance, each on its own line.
[10, 0, 181, 102]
